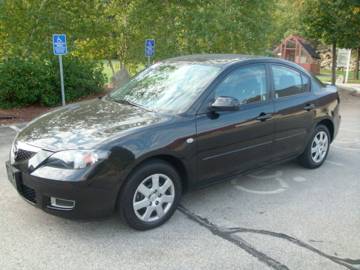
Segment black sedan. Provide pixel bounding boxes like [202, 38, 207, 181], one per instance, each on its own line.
[6, 54, 340, 230]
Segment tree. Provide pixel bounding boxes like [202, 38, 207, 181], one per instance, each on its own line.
[340, 4, 360, 80]
[302, 0, 360, 85]
[268, 0, 305, 47]
[0, 0, 110, 59]
[125, 0, 277, 61]
[0, 0, 279, 74]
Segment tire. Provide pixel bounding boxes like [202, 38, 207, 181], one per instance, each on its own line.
[118, 159, 182, 230]
[298, 124, 331, 169]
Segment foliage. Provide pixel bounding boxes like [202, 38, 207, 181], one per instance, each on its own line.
[301, 0, 360, 48]
[340, 2, 360, 49]
[0, 57, 105, 108]
[0, 0, 279, 66]
[267, 0, 307, 47]
[1, 0, 359, 107]
[301, 0, 360, 84]
[0, 58, 51, 108]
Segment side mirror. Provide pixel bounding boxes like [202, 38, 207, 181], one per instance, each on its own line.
[210, 96, 240, 112]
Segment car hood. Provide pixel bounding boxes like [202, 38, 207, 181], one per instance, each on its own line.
[16, 98, 165, 151]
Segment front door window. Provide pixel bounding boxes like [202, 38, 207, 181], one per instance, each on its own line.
[214, 65, 268, 105]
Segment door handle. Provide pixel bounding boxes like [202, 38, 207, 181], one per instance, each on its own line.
[304, 103, 315, 111]
[256, 112, 272, 121]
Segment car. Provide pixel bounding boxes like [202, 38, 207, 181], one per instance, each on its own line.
[5, 54, 340, 230]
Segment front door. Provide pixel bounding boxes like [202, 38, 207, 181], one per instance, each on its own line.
[195, 64, 275, 184]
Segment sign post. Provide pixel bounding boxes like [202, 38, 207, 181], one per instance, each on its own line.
[53, 34, 68, 106]
[345, 49, 352, 83]
[145, 39, 155, 66]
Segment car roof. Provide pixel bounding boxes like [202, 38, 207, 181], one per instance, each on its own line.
[164, 54, 268, 67]
[163, 54, 311, 75]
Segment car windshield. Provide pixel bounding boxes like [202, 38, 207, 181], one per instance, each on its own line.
[108, 62, 221, 113]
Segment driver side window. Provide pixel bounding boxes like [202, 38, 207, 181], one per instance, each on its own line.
[214, 65, 268, 105]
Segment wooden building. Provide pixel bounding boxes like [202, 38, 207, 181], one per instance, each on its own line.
[274, 35, 320, 74]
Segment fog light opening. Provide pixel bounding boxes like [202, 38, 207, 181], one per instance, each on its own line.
[50, 197, 75, 210]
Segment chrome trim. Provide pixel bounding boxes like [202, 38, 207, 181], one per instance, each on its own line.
[49, 197, 75, 210]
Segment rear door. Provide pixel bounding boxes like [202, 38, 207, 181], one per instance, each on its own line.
[270, 64, 315, 160]
[195, 64, 275, 184]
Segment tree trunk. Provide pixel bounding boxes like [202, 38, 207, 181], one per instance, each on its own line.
[354, 47, 360, 80]
[331, 42, 337, 85]
[120, 63, 130, 82]
[107, 59, 115, 76]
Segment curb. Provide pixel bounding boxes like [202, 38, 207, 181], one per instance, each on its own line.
[336, 84, 360, 93]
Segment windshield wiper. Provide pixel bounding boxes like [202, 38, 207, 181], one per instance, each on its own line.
[107, 95, 153, 112]
[108, 96, 153, 112]
[106, 95, 137, 107]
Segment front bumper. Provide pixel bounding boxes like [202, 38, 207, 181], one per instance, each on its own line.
[5, 161, 118, 219]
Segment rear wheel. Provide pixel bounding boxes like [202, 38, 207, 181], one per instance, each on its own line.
[118, 160, 182, 230]
[298, 124, 330, 169]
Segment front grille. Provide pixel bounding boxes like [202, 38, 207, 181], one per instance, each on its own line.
[14, 149, 36, 162]
[21, 184, 36, 203]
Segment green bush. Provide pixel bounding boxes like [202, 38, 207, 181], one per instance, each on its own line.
[0, 57, 105, 108]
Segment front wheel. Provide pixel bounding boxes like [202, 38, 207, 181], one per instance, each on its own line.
[298, 124, 331, 169]
[118, 160, 182, 230]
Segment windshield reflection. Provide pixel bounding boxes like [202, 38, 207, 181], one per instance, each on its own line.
[109, 62, 221, 113]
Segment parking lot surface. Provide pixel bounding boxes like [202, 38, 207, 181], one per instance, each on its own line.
[0, 90, 359, 270]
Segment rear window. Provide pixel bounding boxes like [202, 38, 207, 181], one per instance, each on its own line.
[313, 75, 325, 87]
[301, 74, 310, 92]
[312, 76, 326, 93]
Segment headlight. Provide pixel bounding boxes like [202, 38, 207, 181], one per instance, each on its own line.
[45, 150, 109, 169]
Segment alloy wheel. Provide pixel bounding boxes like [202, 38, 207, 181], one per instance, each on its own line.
[311, 131, 329, 163]
[133, 173, 175, 222]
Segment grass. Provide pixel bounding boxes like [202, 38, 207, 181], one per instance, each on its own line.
[317, 69, 360, 84]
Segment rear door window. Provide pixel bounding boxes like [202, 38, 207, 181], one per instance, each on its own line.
[271, 65, 307, 98]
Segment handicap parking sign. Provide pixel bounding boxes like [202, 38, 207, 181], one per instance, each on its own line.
[145, 39, 155, 57]
[53, 34, 67, 55]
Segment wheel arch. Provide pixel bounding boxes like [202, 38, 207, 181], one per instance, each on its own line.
[119, 154, 190, 197]
[148, 154, 190, 193]
[316, 118, 334, 142]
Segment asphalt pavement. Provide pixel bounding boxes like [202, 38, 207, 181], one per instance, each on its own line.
[0, 89, 359, 270]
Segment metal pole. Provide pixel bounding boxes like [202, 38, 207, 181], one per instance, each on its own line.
[147, 56, 150, 67]
[345, 49, 352, 84]
[59, 55, 66, 106]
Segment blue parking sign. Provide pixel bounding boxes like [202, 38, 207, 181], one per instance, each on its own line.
[53, 34, 67, 55]
[145, 39, 155, 57]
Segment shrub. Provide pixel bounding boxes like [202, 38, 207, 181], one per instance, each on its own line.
[0, 57, 105, 108]
[0, 58, 51, 108]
